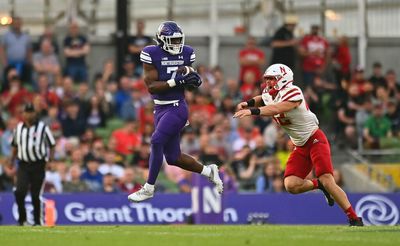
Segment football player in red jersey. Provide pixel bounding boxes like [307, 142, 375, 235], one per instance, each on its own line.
[234, 63, 363, 226]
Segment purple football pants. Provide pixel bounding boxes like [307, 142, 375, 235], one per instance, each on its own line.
[147, 100, 189, 185]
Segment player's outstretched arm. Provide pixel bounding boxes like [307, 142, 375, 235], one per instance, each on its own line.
[236, 95, 264, 110]
[233, 100, 300, 118]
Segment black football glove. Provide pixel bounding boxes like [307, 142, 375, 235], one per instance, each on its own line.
[173, 66, 192, 86]
[183, 72, 202, 88]
[173, 73, 187, 86]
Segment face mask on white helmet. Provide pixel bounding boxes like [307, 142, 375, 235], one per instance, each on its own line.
[263, 63, 294, 96]
[156, 22, 185, 55]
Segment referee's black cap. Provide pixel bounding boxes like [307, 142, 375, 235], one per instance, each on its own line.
[24, 103, 35, 112]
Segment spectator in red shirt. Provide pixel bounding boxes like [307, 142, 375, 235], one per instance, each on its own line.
[351, 66, 373, 95]
[239, 36, 265, 84]
[332, 36, 351, 85]
[119, 167, 141, 193]
[240, 71, 257, 101]
[1, 75, 32, 115]
[299, 25, 330, 87]
[232, 126, 261, 153]
[42, 105, 62, 138]
[36, 73, 60, 107]
[111, 120, 142, 156]
[138, 103, 154, 135]
[190, 93, 217, 122]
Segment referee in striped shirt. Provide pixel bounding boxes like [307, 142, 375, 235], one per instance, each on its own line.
[9, 103, 56, 226]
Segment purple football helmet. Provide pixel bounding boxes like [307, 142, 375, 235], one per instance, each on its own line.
[156, 21, 185, 55]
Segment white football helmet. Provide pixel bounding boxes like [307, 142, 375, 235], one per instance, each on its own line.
[156, 21, 185, 55]
[263, 63, 294, 95]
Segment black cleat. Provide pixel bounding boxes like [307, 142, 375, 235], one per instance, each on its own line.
[349, 217, 364, 226]
[318, 179, 335, 206]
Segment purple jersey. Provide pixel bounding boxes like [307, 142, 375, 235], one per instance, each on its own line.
[140, 45, 196, 101]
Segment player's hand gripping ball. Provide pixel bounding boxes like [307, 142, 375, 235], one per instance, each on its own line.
[176, 66, 202, 91]
[177, 65, 195, 76]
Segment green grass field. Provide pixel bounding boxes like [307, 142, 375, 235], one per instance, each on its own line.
[0, 225, 399, 246]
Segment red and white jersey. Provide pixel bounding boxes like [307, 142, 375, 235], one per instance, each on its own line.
[261, 83, 319, 146]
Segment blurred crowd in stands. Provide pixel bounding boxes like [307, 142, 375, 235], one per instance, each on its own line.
[0, 16, 399, 194]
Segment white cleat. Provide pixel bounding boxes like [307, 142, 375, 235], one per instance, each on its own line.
[128, 186, 154, 202]
[209, 164, 224, 194]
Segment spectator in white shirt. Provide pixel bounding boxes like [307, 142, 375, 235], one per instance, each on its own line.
[99, 150, 124, 179]
[45, 161, 63, 193]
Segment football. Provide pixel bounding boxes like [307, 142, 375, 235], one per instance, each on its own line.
[177, 65, 195, 76]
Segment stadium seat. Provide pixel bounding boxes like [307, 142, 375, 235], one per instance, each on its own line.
[107, 118, 125, 131]
[95, 127, 113, 144]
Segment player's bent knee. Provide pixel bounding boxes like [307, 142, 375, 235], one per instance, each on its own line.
[285, 184, 299, 194]
[165, 158, 179, 166]
[150, 131, 169, 145]
[284, 178, 301, 194]
[165, 154, 179, 166]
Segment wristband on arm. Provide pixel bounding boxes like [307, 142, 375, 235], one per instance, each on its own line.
[167, 79, 176, 87]
[246, 98, 256, 107]
[250, 108, 261, 115]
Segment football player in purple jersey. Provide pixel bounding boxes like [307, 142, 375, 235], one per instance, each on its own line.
[128, 21, 223, 202]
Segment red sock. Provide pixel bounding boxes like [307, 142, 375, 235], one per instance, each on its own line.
[312, 179, 319, 189]
[345, 206, 358, 220]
